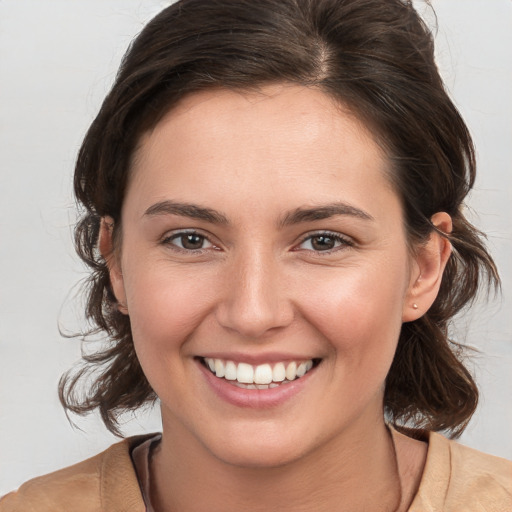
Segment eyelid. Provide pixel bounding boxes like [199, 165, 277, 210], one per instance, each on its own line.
[294, 230, 354, 253]
[158, 228, 352, 254]
[160, 228, 219, 252]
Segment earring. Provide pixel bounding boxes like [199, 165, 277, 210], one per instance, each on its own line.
[412, 303, 419, 310]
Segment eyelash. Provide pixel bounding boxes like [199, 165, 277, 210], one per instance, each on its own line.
[160, 230, 217, 254]
[295, 231, 354, 254]
[160, 230, 353, 255]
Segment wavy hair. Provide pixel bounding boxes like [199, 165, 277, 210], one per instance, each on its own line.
[59, 0, 499, 436]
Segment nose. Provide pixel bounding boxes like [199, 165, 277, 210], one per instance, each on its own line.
[215, 249, 294, 339]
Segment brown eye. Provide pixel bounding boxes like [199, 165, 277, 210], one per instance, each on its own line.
[166, 232, 213, 251]
[298, 232, 351, 252]
[310, 235, 336, 251]
[181, 233, 205, 250]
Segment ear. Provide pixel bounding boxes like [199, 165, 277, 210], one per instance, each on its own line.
[99, 216, 128, 315]
[402, 212, 452, 322]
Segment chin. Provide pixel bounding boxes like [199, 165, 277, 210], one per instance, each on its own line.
[199, 420, 318, 469]
[212, 438, 308, 469]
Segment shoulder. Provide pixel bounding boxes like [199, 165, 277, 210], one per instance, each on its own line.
[0, 435, 151, 512]
[410, 431, 512, 512]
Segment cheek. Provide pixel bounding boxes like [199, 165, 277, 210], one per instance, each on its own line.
[122, 265, 216, 360]
[296, 272, 406, 419]
[296, 264, 407, 367]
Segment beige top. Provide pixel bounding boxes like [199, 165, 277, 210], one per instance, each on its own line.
[1, 430, 511, 511]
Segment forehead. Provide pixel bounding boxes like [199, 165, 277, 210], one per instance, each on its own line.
[126, 84, 397, 221]
[133, 84, 389, 172]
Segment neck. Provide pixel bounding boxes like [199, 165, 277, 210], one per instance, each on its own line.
[150, 412, 402, 512]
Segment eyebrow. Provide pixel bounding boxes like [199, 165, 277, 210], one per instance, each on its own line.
[143, 200, 373, 226]
[143, 200, 229, 224]
[280, 203, 374, 226]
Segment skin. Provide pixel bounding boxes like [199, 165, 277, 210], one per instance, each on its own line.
[103, 84, 451, 511]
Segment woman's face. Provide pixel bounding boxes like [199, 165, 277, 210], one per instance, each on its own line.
[111, 85, 422, 467]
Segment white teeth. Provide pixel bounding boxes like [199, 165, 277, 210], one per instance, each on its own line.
[224, 360, 237, 381]
[254, 364, 273, 384]
[235, 381, 289, 390]
[285, 361, 297, 381]
[237, 362, 254, 384]
[214, 359, 225, 378]
[296, 362, 307, 377]
[203, 357, 316, 386]
[272, 362, 286, 382]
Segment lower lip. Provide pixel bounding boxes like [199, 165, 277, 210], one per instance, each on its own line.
[197, 360, 316, 408]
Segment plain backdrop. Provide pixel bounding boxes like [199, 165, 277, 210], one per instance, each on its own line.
[1, 0, 511, 494]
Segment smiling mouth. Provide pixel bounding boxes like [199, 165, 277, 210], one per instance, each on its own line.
[199, 357, 321, 389]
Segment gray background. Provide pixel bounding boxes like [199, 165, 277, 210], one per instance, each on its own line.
[1, 0, 511, 494]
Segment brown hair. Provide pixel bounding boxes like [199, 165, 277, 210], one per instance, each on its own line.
[60, 0, 498, 437]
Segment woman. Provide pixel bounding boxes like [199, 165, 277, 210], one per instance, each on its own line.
[1, 0, 510, 510]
